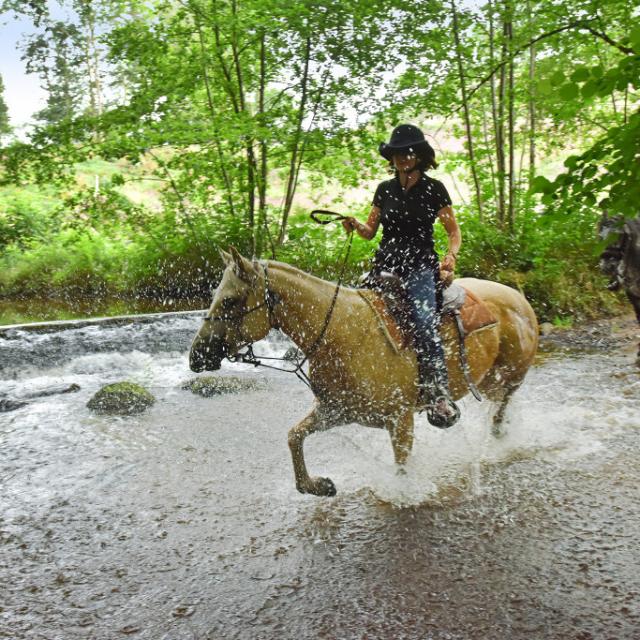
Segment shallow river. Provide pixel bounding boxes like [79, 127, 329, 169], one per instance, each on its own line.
[1, 316, 639, 639]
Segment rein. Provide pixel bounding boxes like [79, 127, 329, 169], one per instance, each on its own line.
[309, 209, 349, 225]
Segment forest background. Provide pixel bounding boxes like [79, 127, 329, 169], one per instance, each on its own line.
[0, 0, 638, 325]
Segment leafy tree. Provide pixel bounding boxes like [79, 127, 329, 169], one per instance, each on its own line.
[22, 21, 85, 124]
[0, 74, 11, 139]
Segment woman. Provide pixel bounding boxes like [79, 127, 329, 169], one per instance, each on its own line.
[342, 124, 461, 428]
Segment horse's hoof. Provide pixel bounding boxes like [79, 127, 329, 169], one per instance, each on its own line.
[308, 476, 337, 497]
[491, 422, 507, 439]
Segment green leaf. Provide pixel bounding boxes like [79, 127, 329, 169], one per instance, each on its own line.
[537, 78, 554, 95]
[563, 155, 581, 169]
[570, 67, 590, 83]
[559, 83, 579, 100]
[591, 65, 604, 78]
[530, 175, 552, 193]
[551, 70, 565, 85]
[541, 192, 555, 206]
[581, 79, 599, 98]
[630, 26, 640, 51]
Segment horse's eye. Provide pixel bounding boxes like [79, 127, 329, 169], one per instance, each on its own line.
[221, 297, 237, 310]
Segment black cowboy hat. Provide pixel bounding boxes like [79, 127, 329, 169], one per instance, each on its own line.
[379, 123, 434, 161]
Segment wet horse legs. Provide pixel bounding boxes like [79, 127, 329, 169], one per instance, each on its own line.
[389, 412, 415, 466]
[491, 382, 520, 438]
[287, 407, 337, 497]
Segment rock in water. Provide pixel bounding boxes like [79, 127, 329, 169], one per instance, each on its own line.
[87, 382, 155, 415]
[182, 376, 263, 397]
[23, 383, 81, 399]
[0, 398, 28, 413]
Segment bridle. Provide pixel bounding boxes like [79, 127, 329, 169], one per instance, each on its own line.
[199, 231, 353, 390]
[202, 262, 280, 328]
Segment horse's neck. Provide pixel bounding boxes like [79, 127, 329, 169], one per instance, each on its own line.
[267, 263, 347, 352]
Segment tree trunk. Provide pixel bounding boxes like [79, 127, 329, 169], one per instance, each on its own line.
[278, 35, 311, 246]
[481, 95, 497, 209]
[527, 0, 536, 181]
[496, 10, 507, 227]
[450, 0, 484, 220]
[506, 5, 515, 232]
[256, 30, 268, 257]
[230, 0, 257, 246]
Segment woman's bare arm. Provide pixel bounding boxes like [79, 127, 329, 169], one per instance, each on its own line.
[342, 206, 381, 240]
[438, 205, 461, 272]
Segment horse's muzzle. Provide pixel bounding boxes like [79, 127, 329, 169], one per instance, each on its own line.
[189, 337, 226, 372]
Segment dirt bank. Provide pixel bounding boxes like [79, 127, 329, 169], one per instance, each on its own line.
[539, 313, 639, 358]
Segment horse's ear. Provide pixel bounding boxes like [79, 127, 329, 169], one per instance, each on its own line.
[219, 248, 232, 265]
[228, 245, 258, 283]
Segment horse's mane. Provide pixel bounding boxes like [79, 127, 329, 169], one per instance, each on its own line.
[265, 259, 360, 294]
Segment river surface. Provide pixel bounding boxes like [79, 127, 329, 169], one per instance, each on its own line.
[1, 315, 639, 639]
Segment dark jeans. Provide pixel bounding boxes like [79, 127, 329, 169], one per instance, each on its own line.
[403, 267, 449, 388]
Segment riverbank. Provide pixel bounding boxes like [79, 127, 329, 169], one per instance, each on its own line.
[539, 312, 639, 359]
[0, 296, 209, 326]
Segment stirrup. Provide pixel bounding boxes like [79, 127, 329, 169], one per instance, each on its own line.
[417, 384, 461, 429]
[425, 396, 461, 429]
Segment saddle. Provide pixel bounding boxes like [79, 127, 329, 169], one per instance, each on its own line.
[358, 274, 497, 401]
[357, 274, 497, 352]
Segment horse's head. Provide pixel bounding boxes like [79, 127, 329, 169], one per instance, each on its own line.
[189, 247, 274, 372]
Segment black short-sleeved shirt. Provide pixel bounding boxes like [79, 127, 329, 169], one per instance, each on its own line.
[371, 174, 452, 278]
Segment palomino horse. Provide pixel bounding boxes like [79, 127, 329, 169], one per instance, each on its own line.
[190, 248, 539, 497]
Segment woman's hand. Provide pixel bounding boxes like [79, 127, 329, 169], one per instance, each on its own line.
[342, 217, 357, 234]
[341, 207, 381, 240]
[441, 252, 457, 273]
[440, 253, 456, 286]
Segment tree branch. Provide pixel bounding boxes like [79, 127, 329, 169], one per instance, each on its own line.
[457, 19, 637, 113]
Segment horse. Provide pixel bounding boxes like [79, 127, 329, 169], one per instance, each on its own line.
[190, 248, 539, 497]
[599, 212, 640, 364]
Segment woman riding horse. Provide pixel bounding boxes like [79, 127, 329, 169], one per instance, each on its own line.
[342, 124, 461, 427]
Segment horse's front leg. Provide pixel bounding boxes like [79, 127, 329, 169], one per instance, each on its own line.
[389, 411, 415, 468]
[288, 407, 336, 497]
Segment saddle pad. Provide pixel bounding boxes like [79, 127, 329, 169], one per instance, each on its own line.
[459, 288, 498, 335]
[357, 286, 498, 353]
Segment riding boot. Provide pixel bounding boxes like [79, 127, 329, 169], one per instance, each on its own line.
[416, 352, 460, 429]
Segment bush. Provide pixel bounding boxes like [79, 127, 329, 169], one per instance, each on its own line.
[448, 207, 621, 321]
[0, 188, 58, 249]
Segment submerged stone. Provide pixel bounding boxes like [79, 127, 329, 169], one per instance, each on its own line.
[182, 376, 263, 397]
[0, 398, 29, 413]
[87, 382, 155, 415]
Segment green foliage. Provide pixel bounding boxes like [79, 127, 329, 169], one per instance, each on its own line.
[531, 32, 640, 220]
[1, 0, 637, 326]
[0, 186, 58, 248]
[451, 206, 620, 321]
[0, 229, 125, 296]
[277, 207, 377, 283]
[0, 74, 10, 138]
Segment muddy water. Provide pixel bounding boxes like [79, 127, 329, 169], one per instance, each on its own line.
[1, 317, 639, 639]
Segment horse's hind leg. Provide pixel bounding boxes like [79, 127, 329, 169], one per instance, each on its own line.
[288, 406, 337, 497]
[389, 411, 415, 468]
[490, 382, 520, 438]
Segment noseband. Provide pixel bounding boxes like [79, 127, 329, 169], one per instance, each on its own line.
[203, 263, 280, 328]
